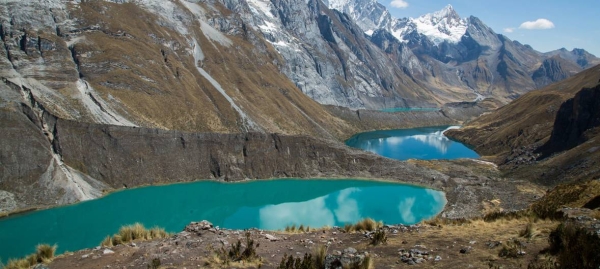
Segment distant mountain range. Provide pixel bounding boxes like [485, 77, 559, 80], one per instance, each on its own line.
[0, 0, 598, 132]
[317, 0, 600, 105]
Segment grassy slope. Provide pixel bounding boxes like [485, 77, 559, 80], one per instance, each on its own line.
[446, 64, 600, 185]
[68, 1, 356, 139]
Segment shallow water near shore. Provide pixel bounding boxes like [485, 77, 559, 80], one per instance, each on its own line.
[345, 126, 479, 160]
[0, 179, 445, 262]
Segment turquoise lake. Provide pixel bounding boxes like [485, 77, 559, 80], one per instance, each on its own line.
[346, 126, 480, 160]
[0, 179, 445, 262]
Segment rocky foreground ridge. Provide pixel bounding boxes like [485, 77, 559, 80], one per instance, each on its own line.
[48, 218, 562, 269]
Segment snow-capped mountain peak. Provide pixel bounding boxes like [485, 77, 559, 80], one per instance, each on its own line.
[326, 0, 468, 46]
[428, 4, 460, 21]
[409, 4, 468, 45]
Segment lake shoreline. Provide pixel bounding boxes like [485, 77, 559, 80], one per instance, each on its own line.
[0, 179, 448, 261]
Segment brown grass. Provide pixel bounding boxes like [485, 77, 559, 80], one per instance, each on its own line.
[532, 180, 600, 219]
[69, 0, 360, 139]
[519, 222, 538, 239]
[4, 244, 57, 269]
[100, 223, 170, 247]
[343, 218, 382, 233]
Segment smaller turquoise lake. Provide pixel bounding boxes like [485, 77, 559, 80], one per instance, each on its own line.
[0, 179, 445, 262]
[346, 126, 479, 160]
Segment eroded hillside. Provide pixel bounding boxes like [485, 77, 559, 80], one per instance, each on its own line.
[447, 64, 600, 185]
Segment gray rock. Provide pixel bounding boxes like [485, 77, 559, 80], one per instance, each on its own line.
[343, 247, 357, 255]
[102, 249, 115, 255]
[264, 234, 280, 241]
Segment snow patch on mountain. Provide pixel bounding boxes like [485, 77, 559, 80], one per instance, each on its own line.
[247, 0, 275, 19]
[410, 5, 467, 45]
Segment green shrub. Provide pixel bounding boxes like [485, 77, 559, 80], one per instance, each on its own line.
[216, 232, 261, 265]
[147, 257, 161, 269]
[278, 253, 314, 269]
[370, 229, 387, 246]
[499, 239, 524, 258]
[549, 223, 600, 268]
[278, 245, 327, 269]
[285, 225, 297, 233]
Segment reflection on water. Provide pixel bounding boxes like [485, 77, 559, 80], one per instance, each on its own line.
[346, 126, 479, 160]
[227, 185, 446, 230]
[0, 179, 446, 262]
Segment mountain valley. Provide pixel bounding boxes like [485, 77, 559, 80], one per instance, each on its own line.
[0, 0, 599, 268]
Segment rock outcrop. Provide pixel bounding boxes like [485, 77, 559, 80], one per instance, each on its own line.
[542, 84, 600, 153]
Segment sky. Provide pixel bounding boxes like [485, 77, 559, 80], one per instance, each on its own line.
[379, 0, 600, 56]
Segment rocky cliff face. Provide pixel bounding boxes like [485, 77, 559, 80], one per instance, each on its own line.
[243, 0, 438, 109]
[1, 102, 454, 212]
[542, 84, 600, 153]
[532, 56, 581, 88]
[0, 0, 365, 138]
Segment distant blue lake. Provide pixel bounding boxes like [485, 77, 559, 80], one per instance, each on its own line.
[346, 126, 479, 160]
[0, 179, 445, 262]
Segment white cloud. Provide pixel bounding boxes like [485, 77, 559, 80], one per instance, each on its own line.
[519, 19, 555, 30]
[259, 195, 335, 230]
[334, 188, 361, 223]
[398, 197, 416, 224]
[503, 28, 515, 33]
[390, 0, 408, 8]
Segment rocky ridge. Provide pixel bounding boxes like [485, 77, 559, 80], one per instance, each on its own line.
[47, 218, 561, 269]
